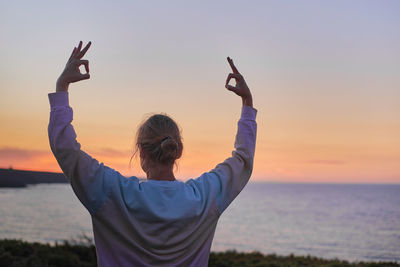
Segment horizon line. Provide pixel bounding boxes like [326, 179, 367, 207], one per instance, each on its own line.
[1, 167, 399, 185]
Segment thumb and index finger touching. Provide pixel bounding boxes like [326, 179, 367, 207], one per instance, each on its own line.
[225, 56, 243, 92]
[79, 42, 91, 79]
[63, 41, 92, 82]
[78, 59, 90, 80]
[74, 41, 91, 80]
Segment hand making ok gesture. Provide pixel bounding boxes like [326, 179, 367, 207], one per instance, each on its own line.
[225, 57, 253, 107]
[56, 41, 92, 92]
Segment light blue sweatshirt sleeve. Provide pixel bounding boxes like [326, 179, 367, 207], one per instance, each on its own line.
[48, 92, 122, 215]
[192, 106, 257, 215]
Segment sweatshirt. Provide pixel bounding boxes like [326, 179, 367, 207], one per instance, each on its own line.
[48, 91, 257, 267]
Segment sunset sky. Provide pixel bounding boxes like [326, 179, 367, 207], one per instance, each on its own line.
[1, 1, 399, 183]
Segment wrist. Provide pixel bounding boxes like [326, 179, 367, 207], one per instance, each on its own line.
[241, 94, 253, 107]
[56, 78, 69, 92]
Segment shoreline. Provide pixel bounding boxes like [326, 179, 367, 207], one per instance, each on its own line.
[0, 168, 67, 188]
[1, 239, 399, 266]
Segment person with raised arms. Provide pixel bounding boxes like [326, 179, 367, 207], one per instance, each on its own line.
[48, 41, 257, 267]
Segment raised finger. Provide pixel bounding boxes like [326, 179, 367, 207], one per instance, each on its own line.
[77, 41, 83, 52]
[78, 41, 91, 59]
[227, 57, 240, 74]
[71, 41, 83, 59]
[68, 47, 77, 61]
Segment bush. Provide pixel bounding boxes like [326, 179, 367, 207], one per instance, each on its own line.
[0, 239, 96, 267]
[1, 239, 399, 267]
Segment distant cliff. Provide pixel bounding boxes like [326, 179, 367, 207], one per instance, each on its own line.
[0, 168, 67, 188]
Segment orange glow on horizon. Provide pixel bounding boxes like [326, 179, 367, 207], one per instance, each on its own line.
[1, 141, 399, 184]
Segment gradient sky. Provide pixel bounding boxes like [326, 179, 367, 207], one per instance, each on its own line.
[1, 1, 399, 183]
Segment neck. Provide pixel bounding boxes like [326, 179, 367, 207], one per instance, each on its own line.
[146, 163, 175, 181]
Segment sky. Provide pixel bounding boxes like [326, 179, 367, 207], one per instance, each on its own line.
[0, 1, 399, 183]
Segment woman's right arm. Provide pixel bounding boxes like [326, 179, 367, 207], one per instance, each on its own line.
[48, 42, 123, 215]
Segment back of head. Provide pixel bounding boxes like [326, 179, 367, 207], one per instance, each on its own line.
[136, 114, 183, 165]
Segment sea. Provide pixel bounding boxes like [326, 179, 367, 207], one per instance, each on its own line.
[0, 182, 399, 263]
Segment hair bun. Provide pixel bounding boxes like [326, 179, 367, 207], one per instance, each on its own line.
[135, 113, 183, 166]
[160, 136, 178, 163]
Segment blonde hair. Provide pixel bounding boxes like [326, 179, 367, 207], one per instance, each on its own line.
[132, 113, 183, 166]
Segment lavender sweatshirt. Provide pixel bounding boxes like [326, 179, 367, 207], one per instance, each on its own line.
[48, 92, 257, 267]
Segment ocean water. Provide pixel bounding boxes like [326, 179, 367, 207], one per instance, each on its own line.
[0, 182, 399, 262]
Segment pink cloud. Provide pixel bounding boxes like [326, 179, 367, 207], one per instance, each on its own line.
[0, 146, 132, 172]
[307, 160, 347, 165]
[95, 147, 131, 157]
[0, 147, 48, 161]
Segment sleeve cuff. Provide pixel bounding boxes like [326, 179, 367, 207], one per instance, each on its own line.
[241, 105, 257, 120]
[48, 91, 69, 108]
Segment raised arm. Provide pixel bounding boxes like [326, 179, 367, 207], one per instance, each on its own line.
[191, 58, 257, 214]
[225, 56, 253, 108]
[48, 41, 119, 215]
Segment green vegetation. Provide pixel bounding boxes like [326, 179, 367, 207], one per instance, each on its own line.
[1, 239, 399, 267]
[0, 239, 96, 267]
[209, 251, 400, 267]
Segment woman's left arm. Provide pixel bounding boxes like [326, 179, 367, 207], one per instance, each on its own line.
[48, 42, 120, 215]
[190, 58, 257, 215]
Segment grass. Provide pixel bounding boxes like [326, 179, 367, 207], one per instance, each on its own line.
[0, 239, 399, 267]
